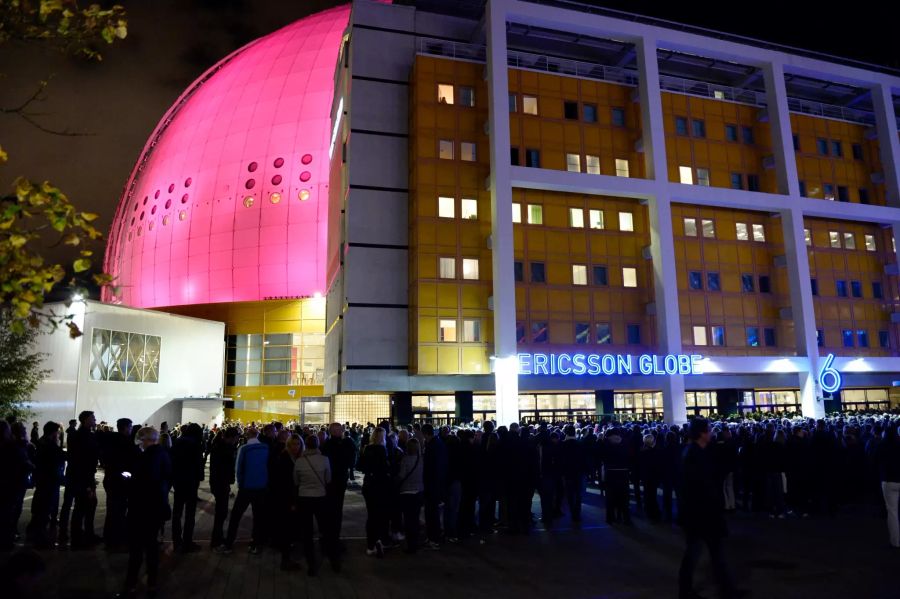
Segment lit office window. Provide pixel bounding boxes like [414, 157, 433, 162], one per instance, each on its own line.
[439, 139, 454, 159]
[437, 84, 454, 104]
[439, 257, 456, 279]
[90, 329, 161, 383]
[527, 204, 543, 225]
[586, 155, 601, 174]
[622, 267, 637, 288]
[440, 319, 457, 342]
[702, 219, 715, 238]
[461, 142, 476, 162]
[615, 158, 630, 177]
[829, 231, 841, 248]
[746, 327, 760, 347]
[752, 224, 766, 242]
[714, 90, 725, 99]
[619, 211, 634, 232]
[438, 196, 455, 218]
[804, 228, 812, 246]
[566, 153, 581, 172]
[711, 326, 725, 346]
[462, 258, 479, 280]
[683, 218, 698, 237]
[572, 265, 588, 285]
[522, 95, 538, 115]
[735, 222, 749, 241]
[865, 234, 876, 251]
[843, 232, 856, 250]
[458, 86, 475, 107]
[696, 168, 710, 186]
[589, 209, 605, 229]
[679, 166, 693, 184]
[596, 323, 612, 344]
[693, 326, 708, 346]
[512, 202, 521, 223]
[569, 208, 584, 228]
[462, 319, 480, 342]
[461, 198, 477, 220]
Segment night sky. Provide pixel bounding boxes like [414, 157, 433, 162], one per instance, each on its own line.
[1, 0, 896, 270]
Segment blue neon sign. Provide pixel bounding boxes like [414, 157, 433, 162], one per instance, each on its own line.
[517, 353, 703, 376]
[818, 353, 842, 394]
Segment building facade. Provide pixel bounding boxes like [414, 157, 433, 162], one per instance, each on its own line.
[102, 0, 900, 426]
[325, 0, 900, 425]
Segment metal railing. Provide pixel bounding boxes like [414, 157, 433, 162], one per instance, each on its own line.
[417, 37, 883, 127]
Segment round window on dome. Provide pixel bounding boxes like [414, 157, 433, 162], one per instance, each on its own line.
[243, 196, 255, 208]
[154, 190, 160, 199]
[168, 183, 175, 193]
[151, 205, 157, 215]
[140, 212, 145, 221]
[299, 171, 311, 182]
[130, 217, 135, 226]
[165, 199, 172, 209]
[270, 192, 281, 204]
[179, 210, 187, 221]
[184, 177, 192, 187]
[274, 157, 284, 168]
[137, 227, 142, 237]
[248, 161, 258, 172]
[245, 179, 256, 190]
[181, 194, 189, 204]
[298, 189, 310, 201]
[271, 175, 282, 185]
[301, 154, 313, 165]
[142, 196, 148, 205]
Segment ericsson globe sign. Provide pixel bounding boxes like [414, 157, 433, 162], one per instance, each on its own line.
[517, 352, 704, 377]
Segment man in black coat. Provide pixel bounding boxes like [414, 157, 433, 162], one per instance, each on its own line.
[117, 427, 172, 598]
[321, 422, 357, 544]
[677, 418, 745, 599]
[26, 422, 66, 548]
[67, 411, 100, 548]
[559, 424, 587, 523]
[208, 427, 239, 549]
[421, 423, 447, 546]
[170, 423, 205, 552]
[101, 418, 136, 549]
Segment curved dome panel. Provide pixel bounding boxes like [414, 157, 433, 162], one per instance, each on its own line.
[104, 5, 349, 308]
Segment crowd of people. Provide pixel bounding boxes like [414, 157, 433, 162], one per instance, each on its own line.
[1, 409, 899, 598]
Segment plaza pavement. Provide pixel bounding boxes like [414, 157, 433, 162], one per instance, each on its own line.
[12, 471, 898, 599]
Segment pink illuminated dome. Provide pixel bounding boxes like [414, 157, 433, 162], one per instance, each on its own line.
[103, 5, 350, 308]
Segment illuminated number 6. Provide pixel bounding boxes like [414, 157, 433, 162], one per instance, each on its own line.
[818, 353, 841, 394]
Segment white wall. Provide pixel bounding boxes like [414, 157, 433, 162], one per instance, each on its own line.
[28, 301, 225, 426]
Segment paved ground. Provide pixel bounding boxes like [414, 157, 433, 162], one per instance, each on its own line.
[11, 473, 899, 599]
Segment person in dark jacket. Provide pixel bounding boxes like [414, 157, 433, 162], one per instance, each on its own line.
[272, 434, 301, 570]
[638, 433, 663, 522]
[603, 428, 631, 525]
[115, 427, 171, 599]
[171, 423, 205, 552]
[30, 422, 40, 445]
[321, 422, 357, 545]
[67, 411, 100, 548]
[560, 424, 587, 523]
[477, 422, 501, 541]
[0, 421, 32, 551]
[875, 420, 900, 548]
[359, 427, 391, 557]
[422, 423, 447, 547]
[26, 422, 66, 548]
[101, 418, 136, 549]
[678, 418, 745, 599]
[538, 430, 562, 526]
[208, 427, 239, 549]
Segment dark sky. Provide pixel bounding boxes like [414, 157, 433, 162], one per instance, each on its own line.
[1, 0, 896, 270]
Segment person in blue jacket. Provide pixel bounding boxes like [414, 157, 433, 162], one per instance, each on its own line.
[217, 427, 269, 555]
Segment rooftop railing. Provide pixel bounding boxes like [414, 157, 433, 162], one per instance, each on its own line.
[417, 37, 884, 127]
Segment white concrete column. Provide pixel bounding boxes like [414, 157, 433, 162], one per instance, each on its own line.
[762, 61, 801, 197]
[636, 35, 686, 423]
[779, 207, 824, 417]
[871, 82, 900, 208]
[485, 0, 519, 425]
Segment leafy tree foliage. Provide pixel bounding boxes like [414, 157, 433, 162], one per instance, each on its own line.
[0, 308, 50, 419]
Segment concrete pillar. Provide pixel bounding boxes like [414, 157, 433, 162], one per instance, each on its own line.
[762, 61, 801, 197]
[455, 390, 473, 423]
[635, 34, 686, 424]
[779, 207, 824, 417]
[871, 83, 900, 208]
[485, 0, 519, 425]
